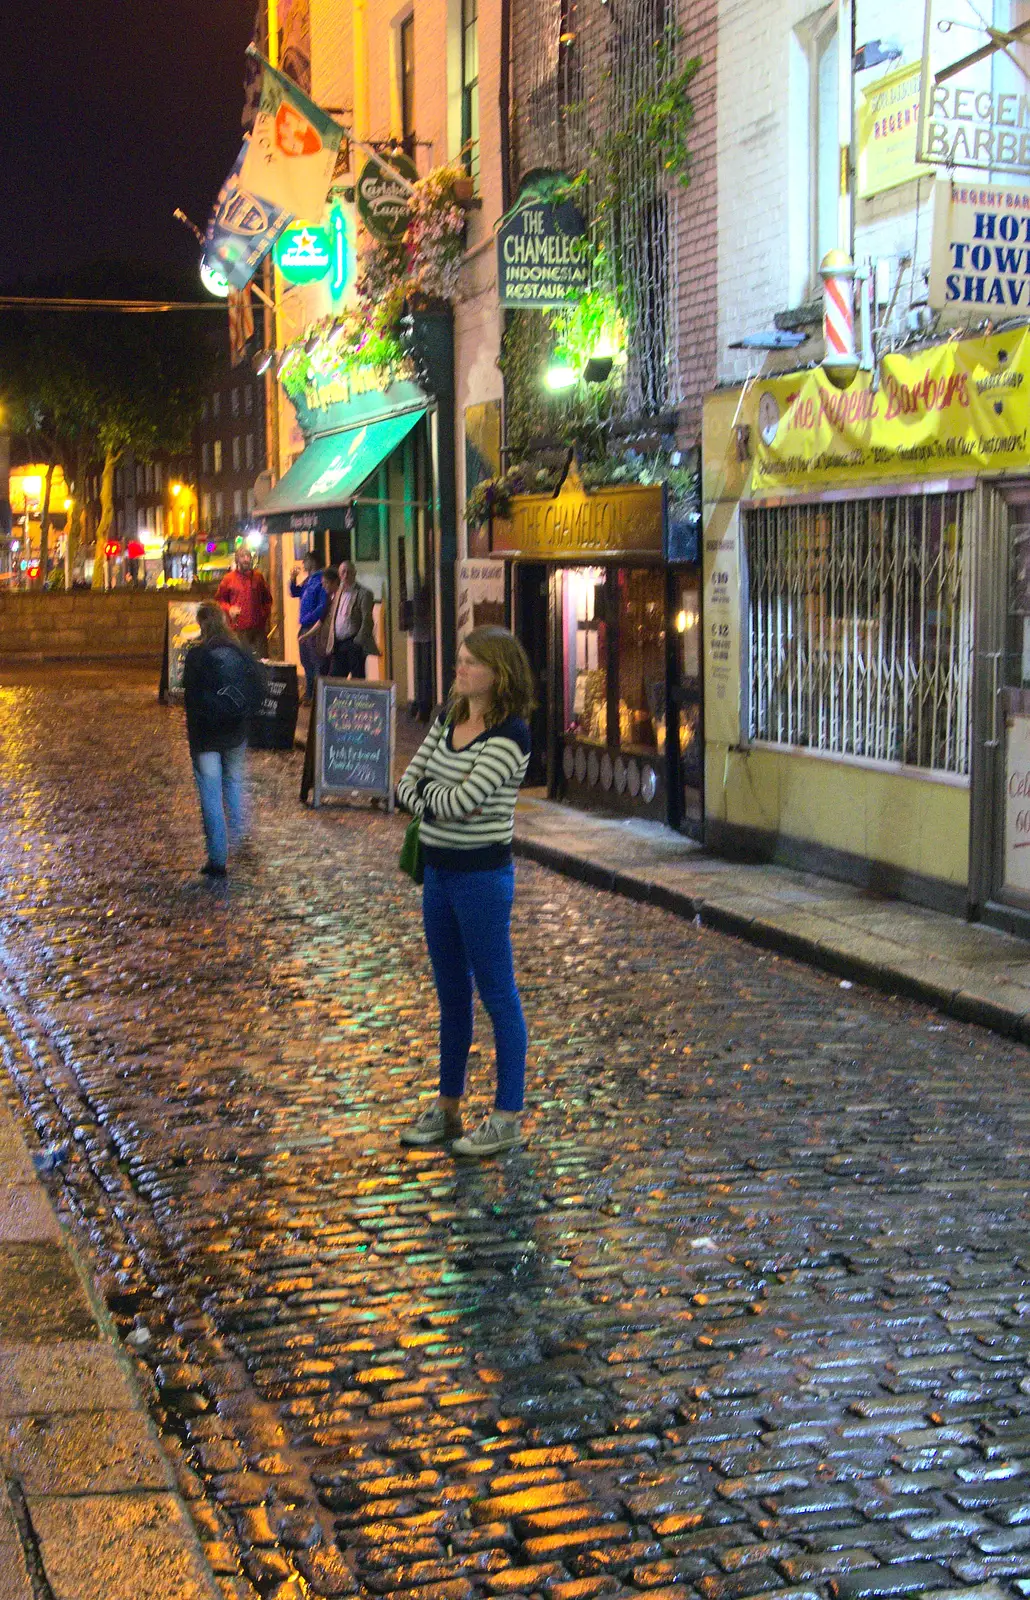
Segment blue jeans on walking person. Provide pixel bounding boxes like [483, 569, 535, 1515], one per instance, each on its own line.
[422, 862, 527, 1113]
[298, 633, 322, 700]
[192, 744, 248, 869]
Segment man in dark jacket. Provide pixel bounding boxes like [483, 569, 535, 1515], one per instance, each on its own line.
[183, 603, 265, 878]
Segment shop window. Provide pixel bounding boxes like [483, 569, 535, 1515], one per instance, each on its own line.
[461, 0, 479, 180]
[616, 568, 666, 754]
[745, 492, 973, 775]
[561, 567, 608, 745]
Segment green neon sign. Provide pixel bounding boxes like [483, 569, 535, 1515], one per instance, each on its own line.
[274, 224, 333, 284]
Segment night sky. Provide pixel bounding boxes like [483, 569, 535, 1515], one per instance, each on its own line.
[0, 0, 258, 291]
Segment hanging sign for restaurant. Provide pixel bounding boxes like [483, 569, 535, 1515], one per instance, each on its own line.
[742, 328, 1030, 493]
[497, 187, 590, 310]
[492, 461, 662, 558]
[357, 152, 417, 242]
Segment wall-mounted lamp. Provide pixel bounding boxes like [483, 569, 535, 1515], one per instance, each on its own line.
[584, 355, 614, 384]
[544, 350, 578, 391]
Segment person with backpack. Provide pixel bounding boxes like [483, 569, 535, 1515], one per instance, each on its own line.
[182, 602, 265, 878]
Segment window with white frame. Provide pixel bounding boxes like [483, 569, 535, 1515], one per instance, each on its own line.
[792, 6, 839, 301]
[745, 492, 973, 776]
[400, 14, 416, 156]
[461, 0, 479, 181]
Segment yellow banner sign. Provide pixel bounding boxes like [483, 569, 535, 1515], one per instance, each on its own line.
[751, 330, 1030, 491]
[857, 62, 924, 198]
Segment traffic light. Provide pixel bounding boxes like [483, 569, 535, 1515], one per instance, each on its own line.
[105, 540, 121, 559]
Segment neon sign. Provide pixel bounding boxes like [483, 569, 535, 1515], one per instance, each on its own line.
[275, 225, 332, 284]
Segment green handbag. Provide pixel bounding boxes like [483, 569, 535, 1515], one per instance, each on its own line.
[399, 815, 425, 884]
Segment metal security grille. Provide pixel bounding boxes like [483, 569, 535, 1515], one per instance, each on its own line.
[745, 492, 973, 775]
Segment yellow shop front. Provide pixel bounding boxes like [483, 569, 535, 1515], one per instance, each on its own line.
[704, 327, 1030, 928]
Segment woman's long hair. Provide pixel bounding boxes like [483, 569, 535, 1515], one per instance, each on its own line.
[196, 601, 233, 642]
[448, 626, 535, 727]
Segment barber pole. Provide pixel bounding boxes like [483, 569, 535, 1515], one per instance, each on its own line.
[820, 250, 859, 390]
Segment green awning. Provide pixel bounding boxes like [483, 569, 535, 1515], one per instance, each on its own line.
[258, 407, 425, 519]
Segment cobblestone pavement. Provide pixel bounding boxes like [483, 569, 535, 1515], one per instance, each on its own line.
[1, 666, 1030, 1599]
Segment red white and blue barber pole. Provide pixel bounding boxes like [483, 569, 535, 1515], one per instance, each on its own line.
[819, 249, 859, 390]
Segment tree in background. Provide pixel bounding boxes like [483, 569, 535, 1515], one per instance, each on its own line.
[0, 265, 215, 588]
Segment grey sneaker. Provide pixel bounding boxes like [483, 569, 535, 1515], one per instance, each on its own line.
[399, 1104, 463, 1147]
[451, 1113, 522, 1158]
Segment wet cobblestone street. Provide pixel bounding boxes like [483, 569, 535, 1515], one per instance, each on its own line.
[3, 667, 1030, 1598]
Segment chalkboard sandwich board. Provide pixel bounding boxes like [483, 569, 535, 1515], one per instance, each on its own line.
[250, 662, 300, 750]
[312, 678, 396, 810]
[159, 600, 202, 701]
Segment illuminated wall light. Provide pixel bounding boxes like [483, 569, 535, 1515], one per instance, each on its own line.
[544, 350, 578, 391]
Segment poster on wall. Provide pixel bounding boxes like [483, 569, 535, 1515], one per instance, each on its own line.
[456, 559, 506, 649]
[1005, 713, 1030, 894]
[856, 61, 924, 197]
[929, 180, 1030, 313]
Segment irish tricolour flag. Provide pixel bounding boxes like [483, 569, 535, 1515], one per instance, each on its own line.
[239, 48, 343, 222]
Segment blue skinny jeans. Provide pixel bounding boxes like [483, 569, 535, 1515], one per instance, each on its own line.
[422, 862, 527, 1113]
[191, 744, 248, 869]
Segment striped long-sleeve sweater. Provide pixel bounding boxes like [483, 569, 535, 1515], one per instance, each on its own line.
[396, 713, 531, 871]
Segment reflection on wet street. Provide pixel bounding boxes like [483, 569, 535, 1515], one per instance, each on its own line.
[1, 666, 1030, 1595]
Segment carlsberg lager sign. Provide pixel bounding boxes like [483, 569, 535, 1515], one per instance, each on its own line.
[497, 187, 590, 310]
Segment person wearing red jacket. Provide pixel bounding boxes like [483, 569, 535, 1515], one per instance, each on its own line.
[215, 546, 273, 656]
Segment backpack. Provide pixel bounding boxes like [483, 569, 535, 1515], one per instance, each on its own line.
[197, 643, 263, 728]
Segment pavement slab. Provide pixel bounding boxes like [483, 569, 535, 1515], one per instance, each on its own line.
[28, 1490, 219, 1600]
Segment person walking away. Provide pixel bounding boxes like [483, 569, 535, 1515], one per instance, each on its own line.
[216, 546, 273, 656]
[290, 551, 329, 702]
[396, 626, 533, 1157]
[326, 561, 378, 678]
[183, 603, 265, 878]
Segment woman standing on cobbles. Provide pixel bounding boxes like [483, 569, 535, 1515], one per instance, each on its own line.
[396, 627, 533, 1158]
